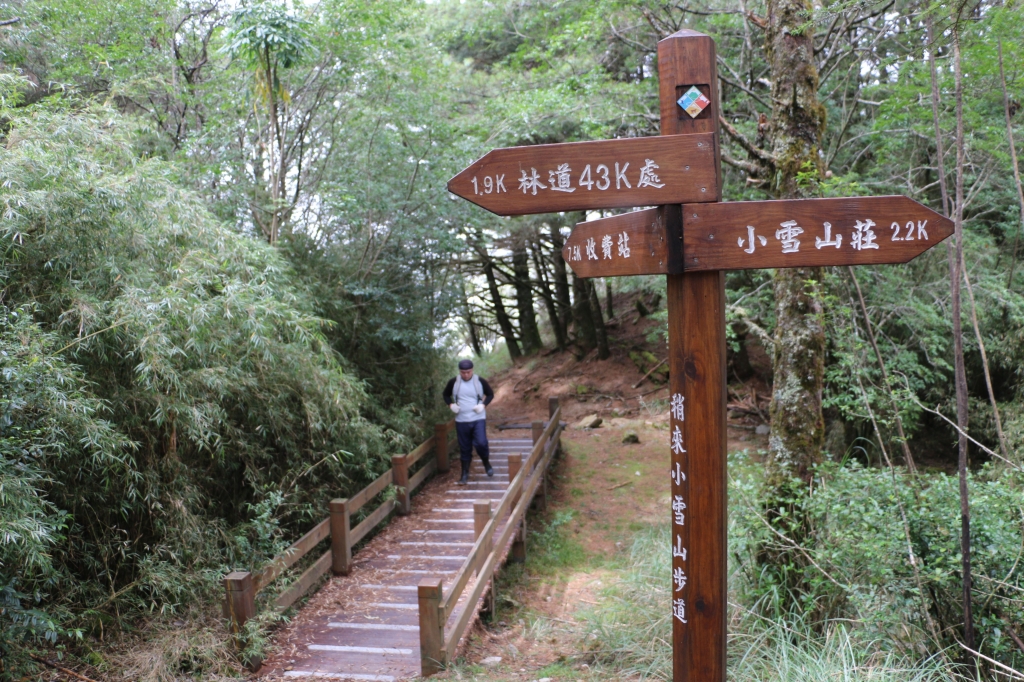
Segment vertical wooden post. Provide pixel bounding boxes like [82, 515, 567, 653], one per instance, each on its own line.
[659, 30, 726, 682]
[418, 578, 445, 676]
[330, 498, 352, 575]
[508, 452, 526, 563]
[537, 471, 548, 512]
[549, 397, 559, 419]
[474, 499, 492, 575]
[224, 570, 256, 641]
[392, 454, 410, 515]
[512, 517, 527, 564]
[508, 453, 522, 507]
[531, 419, 545, 510]
[434, 422, 450, 473]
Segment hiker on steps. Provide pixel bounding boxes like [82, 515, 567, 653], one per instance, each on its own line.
[443, 359, 495, 485]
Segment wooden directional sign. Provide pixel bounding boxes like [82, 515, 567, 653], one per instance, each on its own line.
[563, 196, 952, 277]
[682, 196, 953, 271]
[446, 27, 957, 682]
[447, 134, 719, 216]
[562, 206, 682, 277]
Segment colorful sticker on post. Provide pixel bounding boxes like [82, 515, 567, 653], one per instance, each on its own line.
[677, 86, 710, 118]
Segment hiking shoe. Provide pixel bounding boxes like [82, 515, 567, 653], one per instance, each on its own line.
[458, 470, 469, 485]
[486, 465, 494, 477]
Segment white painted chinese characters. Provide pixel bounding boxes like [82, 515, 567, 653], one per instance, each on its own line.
[670, 392, 688, 626]
[568, 231, 634, 263]
[736, 218, 930, 255]
[471, 159, 670, 197]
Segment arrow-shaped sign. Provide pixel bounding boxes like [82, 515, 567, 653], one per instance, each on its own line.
[563, 196, 953, 277]
[448, 134, 719, 216]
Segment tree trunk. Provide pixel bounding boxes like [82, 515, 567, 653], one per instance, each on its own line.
[605, 279, 614, 319]
[531, 238, 567, 350]
[483, 260, 522, 359]
[549, 221, 573, 339]
[465, 306, 482, 356]
[571, 273, 597, 357]
[764, 0, 828, 487]
[951, 28, 975, 661]
[512, 238, 543, 354]
[929, 17, 974, 657]
[587, 279, 610, 360]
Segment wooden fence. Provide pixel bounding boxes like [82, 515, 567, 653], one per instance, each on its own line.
[223, 419, 457, 653]
[418, 400, 563, 676]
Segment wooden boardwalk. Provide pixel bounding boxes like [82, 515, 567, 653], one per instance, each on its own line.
[257, 436, 533, 681]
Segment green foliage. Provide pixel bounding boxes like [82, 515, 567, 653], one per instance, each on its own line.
[732, 453, 1024, 669]
[579, 456, 1021, 678]
[0, 91, 401, 667]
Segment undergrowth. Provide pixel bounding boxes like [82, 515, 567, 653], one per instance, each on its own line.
[574, 451, 1024, 680]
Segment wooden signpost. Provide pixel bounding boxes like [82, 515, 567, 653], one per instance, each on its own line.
[448, 29, 952, 682]
[563, 196, 952, 277]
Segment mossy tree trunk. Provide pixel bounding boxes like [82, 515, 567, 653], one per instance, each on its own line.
[764, 0, 827, 489]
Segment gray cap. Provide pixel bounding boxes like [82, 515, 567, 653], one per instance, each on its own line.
[458, 359, 474, 370]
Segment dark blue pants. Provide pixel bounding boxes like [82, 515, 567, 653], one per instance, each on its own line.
[455, 419, 490, 464]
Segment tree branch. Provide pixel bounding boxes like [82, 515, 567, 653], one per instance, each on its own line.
[718, 114, 776, 165]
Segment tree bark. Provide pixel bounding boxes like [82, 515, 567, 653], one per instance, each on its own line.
[929, 17, 973, 656]
[512, 237, 543, 354]
[465, 305, 482, 356]
[764, 0, 828, 486]
[605, 279, 614, 319]
[587, 279, 610, 360]
[951, 27, 975, 660]
[549, 220, 574, 339]
[571, 272, 597, 358]
[530, 237, 567, 350]
[483, 259, 522, 359]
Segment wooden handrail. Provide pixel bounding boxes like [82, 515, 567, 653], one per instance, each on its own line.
[253, 517, 331, 593]
[348, 469, 394, 516]
[436, 407, 561, 618]
[223, 419, 456, 655]
[440, 418, 563, 661]
[430, 404, 561, 663]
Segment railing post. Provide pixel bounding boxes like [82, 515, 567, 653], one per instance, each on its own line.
[512, 517, 527, 563]
[508, 453, 527, 563]
[330, 498, 351, 575]
[474, 500, 492, 575]
[537, 471, 548, 512]
[549, 397, 559, 419]
[224, 571, 256, 649]
[434, 422, 450, 473]
[418, 578, 445, 676]
[531, 420, 546, 511]
[392, 454, 410, 515]
[508, 453, 523, 509]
